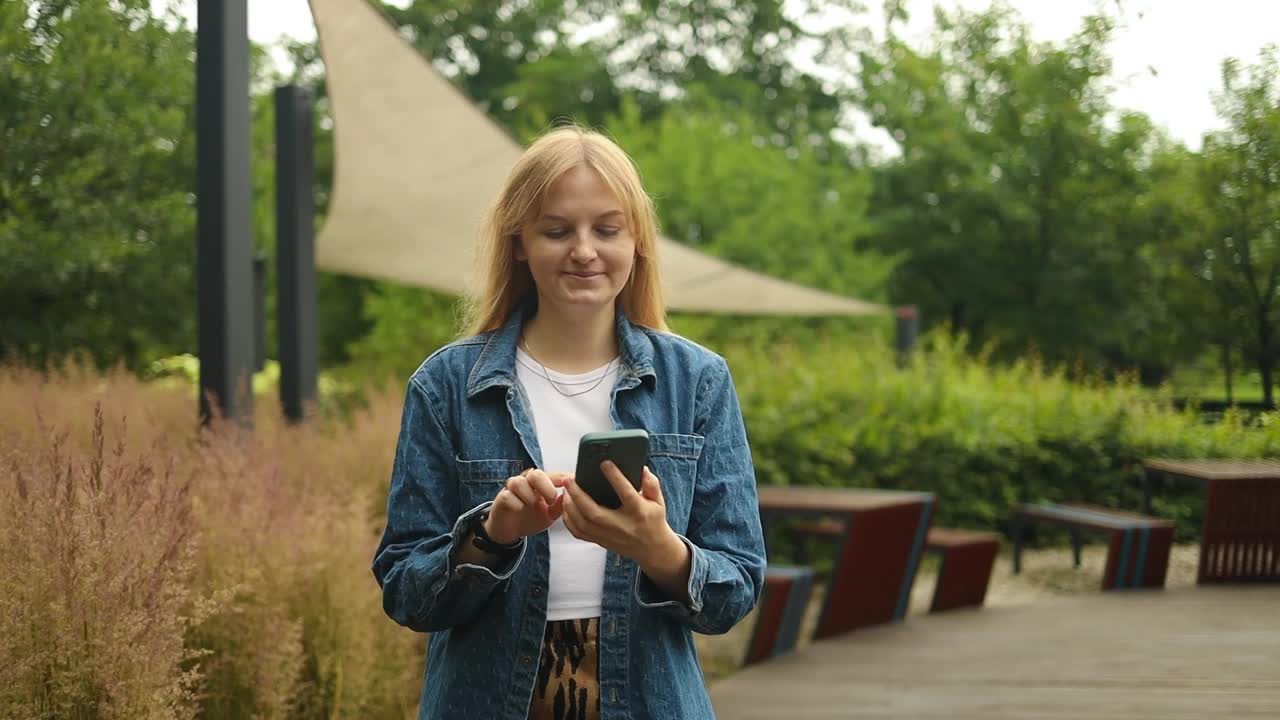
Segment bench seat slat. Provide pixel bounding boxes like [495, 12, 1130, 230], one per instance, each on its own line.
[927, 527, 999, 548]
[1019, 502, 1173, 531]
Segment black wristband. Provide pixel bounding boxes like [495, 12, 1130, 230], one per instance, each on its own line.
[472, 509, 521, 557]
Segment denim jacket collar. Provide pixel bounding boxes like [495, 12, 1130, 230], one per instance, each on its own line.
[466, 295, 657, 399]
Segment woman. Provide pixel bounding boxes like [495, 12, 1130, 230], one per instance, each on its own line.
[373, 125, 766, 720]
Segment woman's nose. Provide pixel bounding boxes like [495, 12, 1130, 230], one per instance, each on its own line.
[569, 231, 597, 261]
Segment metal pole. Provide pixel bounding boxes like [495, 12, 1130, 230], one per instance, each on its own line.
[275, 84, 318, 423]
[253, 255, 266, 373]
[196, 0, 254, 425]
[895, 305, 919, 365]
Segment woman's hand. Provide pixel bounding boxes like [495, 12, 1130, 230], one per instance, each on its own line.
[561, 463, 691, 600]
[483, 468, 567, 544]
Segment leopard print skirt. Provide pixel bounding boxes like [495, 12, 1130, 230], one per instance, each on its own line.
[528, 618, 601, 720]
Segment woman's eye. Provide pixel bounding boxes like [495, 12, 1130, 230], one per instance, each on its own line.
[597, 226, 620, 238]
[544, 228, 569, 239]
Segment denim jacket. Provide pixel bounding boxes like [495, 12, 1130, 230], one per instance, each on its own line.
[373, 301, 767, 719]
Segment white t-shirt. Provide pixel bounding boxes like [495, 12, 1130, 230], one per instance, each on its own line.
[515, 347, 621, 621]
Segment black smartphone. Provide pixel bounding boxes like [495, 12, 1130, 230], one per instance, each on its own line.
[574, 429, 649, 510]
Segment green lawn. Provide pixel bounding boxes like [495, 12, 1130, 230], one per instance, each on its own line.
[1166, 364, 1268, 403]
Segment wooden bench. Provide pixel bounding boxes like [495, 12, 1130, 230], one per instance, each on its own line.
[1143, 459, 1280, 583]
[1010, 502, 1174, 590]
[758, 488, 935, 636]
[925, 528, 1000, 612]
[744, 566, 815, 666]
[789, 520, 998, 613]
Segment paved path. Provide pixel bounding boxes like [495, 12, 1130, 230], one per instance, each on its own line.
[711, 586, 1280, 719]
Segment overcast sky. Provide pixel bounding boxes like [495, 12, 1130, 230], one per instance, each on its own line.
[170, 0, 1279, 150]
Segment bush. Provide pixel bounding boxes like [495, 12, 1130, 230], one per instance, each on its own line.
[718, 332, 1280, 543]
[0, 366, 421, 719]
[0, 405, 199, 719]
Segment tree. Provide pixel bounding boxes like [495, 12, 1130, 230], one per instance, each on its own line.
[606, 97, 892, 303]
[0, 0, 197, 371]
[854, 4, 1175, 372]
[377, 0, 856, 143]
[0, 1, 377, 374]
[1198, 46, 1280, 404]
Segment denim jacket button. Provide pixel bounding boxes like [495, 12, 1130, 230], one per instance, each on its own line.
[530, 585, 543, 597]
[520, 655, 534, 666]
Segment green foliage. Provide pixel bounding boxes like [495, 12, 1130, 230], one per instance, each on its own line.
[1196, 46, 1280, 404]
[0, 1, 375, 375]
[378, 0, 855, 142]
[343, 284, 464, 384]
[606, 97, 895, 302]
[0, 0, 197, 372]
[143, 353, 364, 418]
[1168, 349, 1268, 402]
[856, 5, 1180, 375]
[5, 0, 1280, 406]
[716, 332, 1280, 543]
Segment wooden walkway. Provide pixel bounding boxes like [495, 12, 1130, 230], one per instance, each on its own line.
[711, 586, 1280, 719]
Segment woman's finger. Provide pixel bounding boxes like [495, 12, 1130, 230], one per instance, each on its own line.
[543, 494, 566, 523]
[561, 493, 587, 540]
[599, 461, 642, 510]
[504, 474, 540, 507]
[491, 488, 522, 516]
[527, 471, 561, 503]
[640, 466, 663, 505]
[564, 477, 604, 525]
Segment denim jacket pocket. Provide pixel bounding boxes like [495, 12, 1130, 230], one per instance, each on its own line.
[647, 433, 704, 528]
[454, 456, 524, 508]
[649, 433, 705, 461]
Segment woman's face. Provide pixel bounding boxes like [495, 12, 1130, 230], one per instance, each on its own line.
[517, 164, 636, 315]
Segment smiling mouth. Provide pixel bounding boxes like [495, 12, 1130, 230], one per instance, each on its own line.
[566, 272, 603, 279]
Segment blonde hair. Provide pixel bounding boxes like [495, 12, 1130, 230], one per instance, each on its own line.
[462, 124, 668, 335]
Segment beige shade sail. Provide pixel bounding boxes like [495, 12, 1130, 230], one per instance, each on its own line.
[308, 0, 887, 316]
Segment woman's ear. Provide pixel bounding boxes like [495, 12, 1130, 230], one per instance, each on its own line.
[512, 232, 528, 261]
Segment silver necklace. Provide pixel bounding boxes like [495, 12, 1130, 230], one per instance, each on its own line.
[518, 336, 618, 398]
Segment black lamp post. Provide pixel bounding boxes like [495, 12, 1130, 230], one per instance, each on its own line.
[195, 0, 254, 425]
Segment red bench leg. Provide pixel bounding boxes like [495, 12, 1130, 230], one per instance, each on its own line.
[1103, 526, 1173, 590]
[930, 541, 999, 612]
[745, 567, 815, 666]
[1138, 526, 1174, 588]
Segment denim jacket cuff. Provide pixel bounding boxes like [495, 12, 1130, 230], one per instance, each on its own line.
[447, 501, 526, 583]
[633, 534, 706, 615]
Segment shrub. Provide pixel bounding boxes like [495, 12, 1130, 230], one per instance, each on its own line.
[0, 404, 200, 719]
[720, 332, 1280, 542]
[0, 366, 422, 719]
